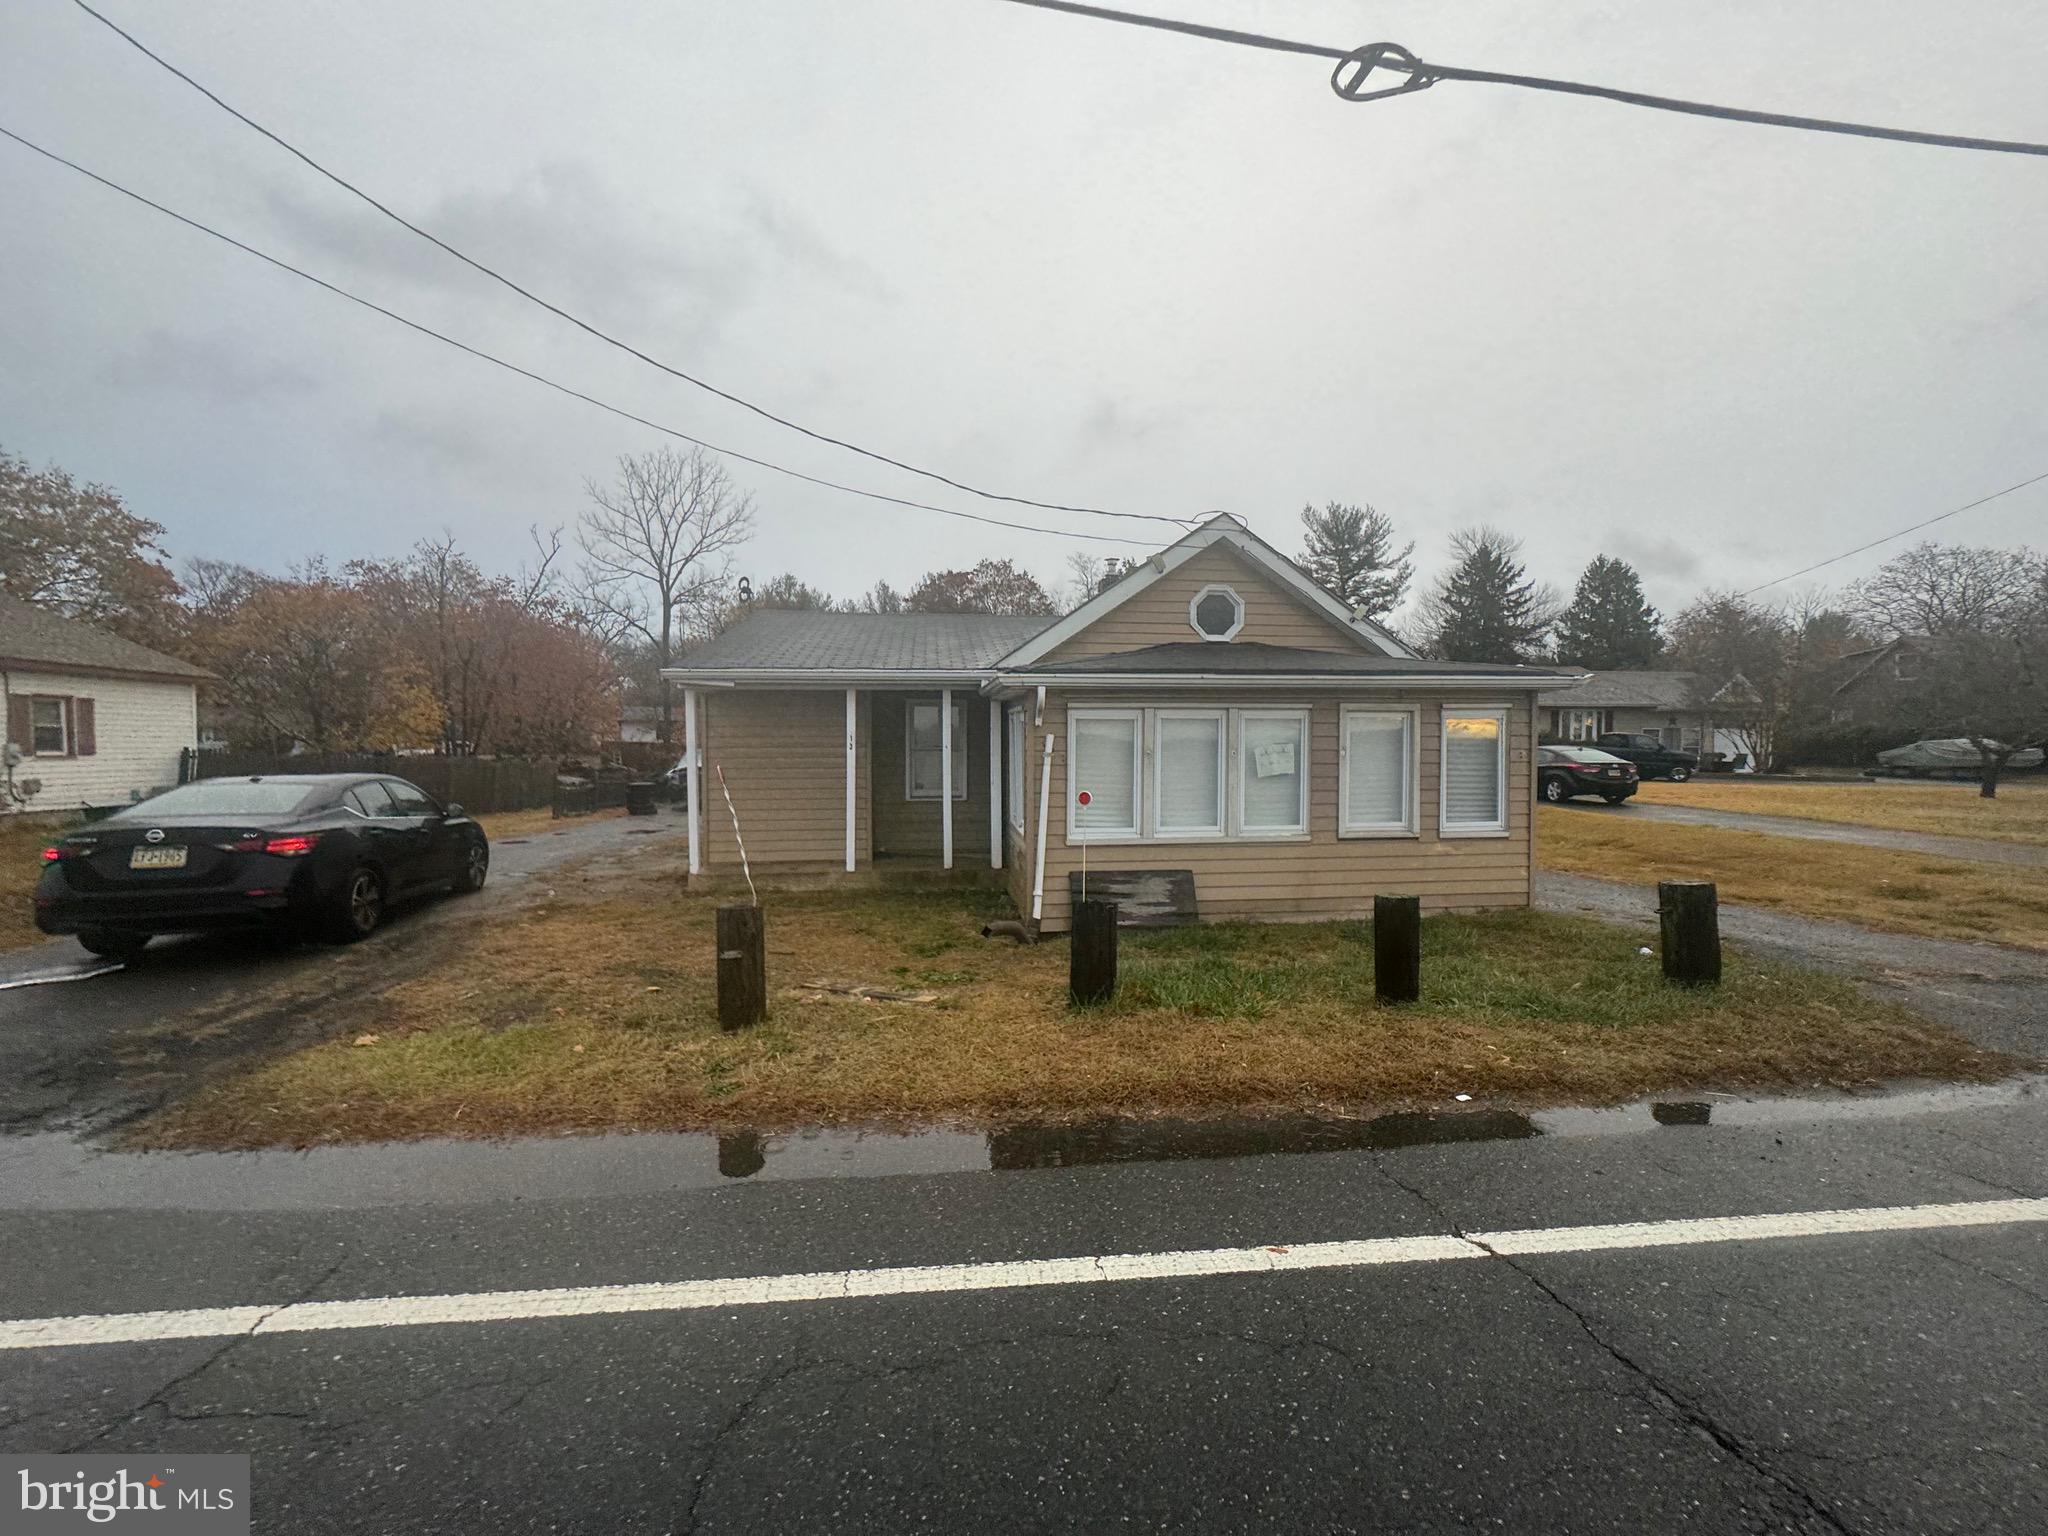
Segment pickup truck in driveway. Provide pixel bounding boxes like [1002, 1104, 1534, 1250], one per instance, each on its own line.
[1595, 733, 1699, 782]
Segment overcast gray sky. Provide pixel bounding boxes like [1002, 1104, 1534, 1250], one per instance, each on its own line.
[4, 0, 2045, 628]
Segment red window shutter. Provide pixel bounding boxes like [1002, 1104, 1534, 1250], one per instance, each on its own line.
[5, 695, 28, 753]
[75, 697, 97, 757]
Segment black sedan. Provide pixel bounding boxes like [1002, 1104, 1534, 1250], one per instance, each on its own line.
[1539, 746, 1640, 805]
[33, 774, 489, 959]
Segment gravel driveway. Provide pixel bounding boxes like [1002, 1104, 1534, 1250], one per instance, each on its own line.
[1538, 870, 2048, 1060]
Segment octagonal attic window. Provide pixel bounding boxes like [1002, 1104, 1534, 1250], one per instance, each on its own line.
[1189, 584, 1245, 642]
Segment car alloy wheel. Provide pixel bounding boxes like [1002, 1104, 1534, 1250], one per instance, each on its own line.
[1543, 778, 1567, 803]
[348, 869, 383, 935]
[1668, 766, 1691, 782]
[463, 843, 489, 891]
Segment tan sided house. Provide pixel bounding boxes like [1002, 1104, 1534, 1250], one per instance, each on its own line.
[664, 515, 1581, 934]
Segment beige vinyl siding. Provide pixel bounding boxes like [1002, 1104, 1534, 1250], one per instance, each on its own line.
[870, 692, 995, 863]
[701, 690, 870, 868]
[1027, 691, 1532, 933]
[1042, 545, 1376, 663]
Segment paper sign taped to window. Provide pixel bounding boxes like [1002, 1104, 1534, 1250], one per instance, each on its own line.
[1251, 740, 1297, 778]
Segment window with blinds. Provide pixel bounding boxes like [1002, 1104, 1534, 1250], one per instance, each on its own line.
[1442, 711, 1508, 835]
[1341, 709, 1414, 835]
[1071, 711, 1141, 838]
[1238, 712, 1307, 834]
[1154, 711, 1225, 835]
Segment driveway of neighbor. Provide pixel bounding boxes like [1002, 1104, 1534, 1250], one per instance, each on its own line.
[1583, 800, 2048, 869]
[1537, 870, 2048, 1060]
[0, 811, 686, 1136]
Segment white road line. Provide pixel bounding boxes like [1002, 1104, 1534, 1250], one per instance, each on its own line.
[3, 1198, 2042, 1352]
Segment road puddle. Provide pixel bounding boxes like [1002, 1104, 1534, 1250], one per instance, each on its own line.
[3, 1079, 2036, 1210]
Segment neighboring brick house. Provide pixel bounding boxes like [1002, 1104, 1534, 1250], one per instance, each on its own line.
[1, 594, 209, 816]
[664, 514, 1582, 935]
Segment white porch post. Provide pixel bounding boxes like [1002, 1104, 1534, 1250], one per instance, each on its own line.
[988, 700, 1002, 870]
[940, 687, 954, 869]
[844, 687, 857, 873]
[683, 687, 701, 875]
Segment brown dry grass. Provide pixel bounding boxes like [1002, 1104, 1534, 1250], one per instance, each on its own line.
[1541, 808, 2048, 950]
[138, 870, 2008, 1150]
[1, 815, 76, 952]
[475, 806, 624, 841]
[1635, 778, 2048, 847]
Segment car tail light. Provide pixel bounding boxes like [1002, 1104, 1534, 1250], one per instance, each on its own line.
[263, 834, 322, 857]
[40, 846, 64, 862]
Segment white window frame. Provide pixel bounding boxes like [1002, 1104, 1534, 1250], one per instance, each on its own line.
[1234, 707, 1311, 839]
[1187, 583, 1246, 642]
[30, 697, 67, 757]
[1563, 708, 1601, 743]
[905, 699, 967, 801]
[1006, 705, 1026, 834]
[1067, 707, 1144, 843]
[1151, 707, 1228, 839]
[1440, 707, 1511, 839]
[1338, 706, 1418, 838]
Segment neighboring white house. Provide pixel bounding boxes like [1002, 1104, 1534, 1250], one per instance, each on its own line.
[1, 594, 209, 816]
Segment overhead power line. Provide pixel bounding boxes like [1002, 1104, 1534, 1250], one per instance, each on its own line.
[0, 126, 1156, 551]
[67, 0, 1188, 530]
[1739, 468, 2048, 596]
[996, 0, 2048, 158]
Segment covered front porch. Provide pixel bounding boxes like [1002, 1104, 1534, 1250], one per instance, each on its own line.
[675, 684, 1009, 881]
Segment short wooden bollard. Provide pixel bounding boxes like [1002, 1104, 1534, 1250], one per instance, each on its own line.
[1658, 880, 1721, 987]
[716, 904, 768, 1029]
[1070, 899, 1119, 1006]
[1374, 894, 1421, 1004]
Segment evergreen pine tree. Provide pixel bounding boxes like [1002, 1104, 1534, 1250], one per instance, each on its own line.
[1298, 502, 1415, 623]
[1552, 556, 1665, 668]
[1418, 527, 1556, 664]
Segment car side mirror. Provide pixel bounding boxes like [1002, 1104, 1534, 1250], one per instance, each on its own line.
[445, 803, 464, 817]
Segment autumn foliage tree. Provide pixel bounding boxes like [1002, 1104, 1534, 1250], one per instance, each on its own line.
[905, 558, 1056, 615]
[0, 444, 182, 647]
[192, 567, 442, 753]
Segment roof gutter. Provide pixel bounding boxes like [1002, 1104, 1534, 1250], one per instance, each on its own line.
[983, 671, 1587, 693]
[660, 668, 994, 686]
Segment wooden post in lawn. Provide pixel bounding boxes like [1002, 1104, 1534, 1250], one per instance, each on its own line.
[716, 905, 768, 1029]
[1070, 899, 1119, 1006]
[1374, 894, 1421, 1004]
[1658, 880, 1721, 987]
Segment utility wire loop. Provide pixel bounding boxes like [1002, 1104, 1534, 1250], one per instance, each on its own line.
[1331, 43, 1436, 104]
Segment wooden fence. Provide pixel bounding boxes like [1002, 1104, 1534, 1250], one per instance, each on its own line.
[182, 751, 559, 814]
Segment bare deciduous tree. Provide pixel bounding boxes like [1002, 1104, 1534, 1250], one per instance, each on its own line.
[575, 446, 754, 742]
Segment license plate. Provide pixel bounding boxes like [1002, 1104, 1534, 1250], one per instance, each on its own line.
[129, 846, 188, 870]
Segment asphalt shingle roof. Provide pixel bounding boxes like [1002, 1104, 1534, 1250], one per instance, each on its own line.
[0, 594, 210, 680]
[670, 611, 1054, 673]
[1021, 642, 1577, 680]
[1535, 669, 1695, 708]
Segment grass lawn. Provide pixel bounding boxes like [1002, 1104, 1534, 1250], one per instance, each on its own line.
[1541, 808, 2048, 950]
[1635, 778, 2048, 847]
[138, 876, 2008, 1150]
[1, 815, 77, 952]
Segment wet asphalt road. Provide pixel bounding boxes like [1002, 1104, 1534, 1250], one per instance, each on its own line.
[1567, 798, 2048, 869]
[1, 1083, 2044, 1533]
[0, 812, 685, 1135]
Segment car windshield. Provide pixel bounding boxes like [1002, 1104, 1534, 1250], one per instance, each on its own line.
[123, 781, 322, 816]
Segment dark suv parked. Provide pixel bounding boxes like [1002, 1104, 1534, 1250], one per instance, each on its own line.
[1539, 746, 1639, 805]
[1595, 733, 1699, 782]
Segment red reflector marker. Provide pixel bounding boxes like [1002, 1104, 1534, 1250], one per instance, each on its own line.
[263, 834, 320, 857]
